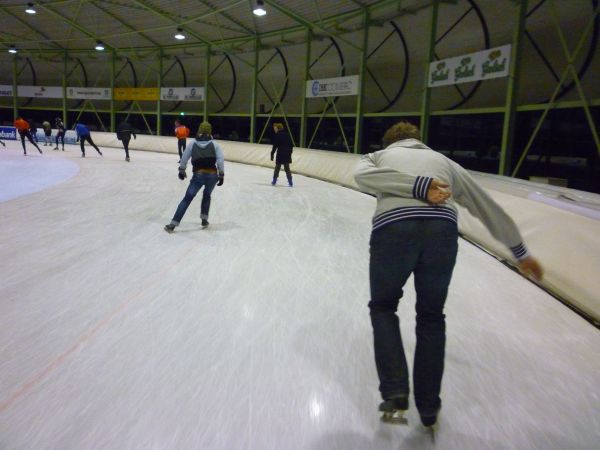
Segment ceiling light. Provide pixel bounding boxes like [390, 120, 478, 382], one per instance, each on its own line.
[25, 2, 36, 14]
[95, 40, 105, 51]
[8, 45, 18, 54]
[253, 0, 266, 16]
[174, 28, 186, 40]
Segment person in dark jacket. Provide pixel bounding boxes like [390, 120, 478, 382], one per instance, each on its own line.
[75, 123, 102, 157]
[270, 123, 293, 187]
[116, 121, 136, 162]
[54, 117, 66, 151]
[28, 119, 39, 143]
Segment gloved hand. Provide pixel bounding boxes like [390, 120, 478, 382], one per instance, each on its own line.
[217, 174, 224, 186]
[178, 169, 187, 180]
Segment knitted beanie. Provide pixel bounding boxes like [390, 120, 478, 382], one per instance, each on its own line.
[199, 121, 212, 135]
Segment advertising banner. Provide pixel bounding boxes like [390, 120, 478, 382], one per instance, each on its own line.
[0, 126, 17, 140]
[0, 85, 14, 97]
[428, 44, 511, 88]
[17, 85, 63, 98]
[161, 87, 204, 101]
[306, 75, 360, 98]
[67, 87, 112, 100]
[114, 87, 159, 101]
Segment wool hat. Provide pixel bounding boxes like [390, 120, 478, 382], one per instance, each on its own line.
[199, 121, 212, 135]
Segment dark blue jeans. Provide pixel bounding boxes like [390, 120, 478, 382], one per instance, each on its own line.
[172, 172, 218, 224]
[369, 218, 458, 415]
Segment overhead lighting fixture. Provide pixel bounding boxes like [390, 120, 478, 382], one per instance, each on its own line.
[95, 40, 105, 51]
[253, 0, 266, 16]
[174, 28, 186, 40]
[8, 45, 18, 54]
[25, 2, 36, 14]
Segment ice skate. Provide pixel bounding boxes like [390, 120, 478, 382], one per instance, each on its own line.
[0, 141, 5, 147]
[81, 153, 85, 157]
[38, 149, 43, 154]
[125, 156, 130, 162]
[419, 409, 439, 441]
[164, 223, 176, 233]
[53, 146, 59, 151]
[288, 179, 293, 187]
[97, 150, 103, 156]
[271, 178, 277, 186]
[379, 397, 408, 425]
[201, 219, 209, 228]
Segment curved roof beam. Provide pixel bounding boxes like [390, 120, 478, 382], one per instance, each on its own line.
[90, 1, 162, 47]
[0, 5, 64, 50]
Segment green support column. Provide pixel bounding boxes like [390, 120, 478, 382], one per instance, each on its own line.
[499, 0, 527, 176]
[62, 50, 68, 126]
[300, 28, 311, 148]
[204, 44, 211, 122]
[157, 48, 163, 136]
[110, 50, 116, 132]
[420, 0, 440, 144]
[249, 38, 259, 143]
[353, 9, 370, 154]
[12, 55, 18, 120]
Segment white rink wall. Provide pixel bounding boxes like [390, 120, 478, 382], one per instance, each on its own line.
[90, 131, 600, 324]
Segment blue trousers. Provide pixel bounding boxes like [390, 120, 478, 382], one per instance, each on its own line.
[369, 219, 458, 415]
[172, 172, 218, 224]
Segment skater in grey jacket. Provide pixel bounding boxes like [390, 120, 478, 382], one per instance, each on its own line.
[354, 121, 542, 428]
[164, 122, 225, 233]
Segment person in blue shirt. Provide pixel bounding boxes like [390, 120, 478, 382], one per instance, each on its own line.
[74, 123, 102, 157]
[164, 121, 225, 232]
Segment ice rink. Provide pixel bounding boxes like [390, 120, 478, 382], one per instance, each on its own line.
[1, 142, 599, 450]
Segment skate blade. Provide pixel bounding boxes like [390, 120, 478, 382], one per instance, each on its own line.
[425, 422, 439, 442]
[380, 411, 408, 425]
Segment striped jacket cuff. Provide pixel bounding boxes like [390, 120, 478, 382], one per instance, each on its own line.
[510, 243, 529, 260]
[412, 176, 433, 200]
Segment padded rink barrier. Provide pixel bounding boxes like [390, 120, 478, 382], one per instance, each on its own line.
[90, 131, 600, 324]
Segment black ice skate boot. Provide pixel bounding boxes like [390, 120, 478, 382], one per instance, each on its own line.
[201, 219, 209, 228]
[379, 395, 408, 425]
[419, 407, 440, 428]
[164, 223, 176, 233]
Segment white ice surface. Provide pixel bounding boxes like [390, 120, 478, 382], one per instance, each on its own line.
[0, 149, 79, 202]
[0, 142, 599, 450]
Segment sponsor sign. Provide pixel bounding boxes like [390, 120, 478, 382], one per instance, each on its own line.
[0, 126, 17, 140]
[67, 87, 111, 100]
[18, 85, 63, 98]
[306, 75, 359, 98]
[114, 87, 159, 101]
[428, 44, 511, 87]
[161, 87, 204, 101]
[0, 85, 14, 97]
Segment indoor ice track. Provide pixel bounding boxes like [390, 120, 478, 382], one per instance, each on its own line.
[1, 142, 599, 450]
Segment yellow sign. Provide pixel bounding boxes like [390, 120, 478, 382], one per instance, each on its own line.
[114, 87, 159, 101]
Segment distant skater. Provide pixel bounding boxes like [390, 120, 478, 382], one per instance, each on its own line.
[42, 120, 52, 146]
[164, 122, 224, 233]
[75, 123, 102, 157]
[29, 119, 39, 143]
[174, 120, 190, 162]
[116, 120, 136, 162]
[354, 121, 543, 429]
[270, 122, 293, 187]
[54, 117, 65, 151]
[14, 117, 42, 155]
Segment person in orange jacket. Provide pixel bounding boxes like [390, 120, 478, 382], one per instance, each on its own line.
[14, 117, 42, 155]
[174, 119, 190, 162]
